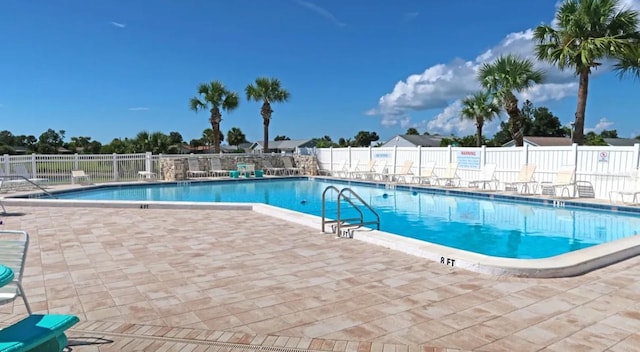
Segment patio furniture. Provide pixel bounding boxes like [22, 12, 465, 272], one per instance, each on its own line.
[412, 161, 436, 185]
[502, 164, 537, 194]
[209, 158, 230, 177]
[539, 165, 577, 197]
[433, 162, 460, 187]
[187, 159, 207, 178]
[0, 313, 79, 352]
[467, 163, 498, 190]
[610, 170, 640, 204]
[71, 170, 91, 185]
[0, 230, 31, 314]
[283, 158, 302, 175]
[262, 159, 285, 176]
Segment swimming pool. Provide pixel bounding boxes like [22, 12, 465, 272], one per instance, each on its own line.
[50, 178, 640, 260]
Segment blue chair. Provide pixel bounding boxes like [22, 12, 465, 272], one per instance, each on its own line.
[0, 314, 79, 352]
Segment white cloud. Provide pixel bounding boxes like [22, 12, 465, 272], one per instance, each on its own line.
[586, 118, 614, 133]
[294, 0, 346, 27]
[128, 107, 149, 111]
[366, 0, 640, 137]
[110, 21, 126, 28]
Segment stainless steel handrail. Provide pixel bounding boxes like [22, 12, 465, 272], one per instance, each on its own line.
[0, 176, 57, 199]
[321, 186, 380, 236]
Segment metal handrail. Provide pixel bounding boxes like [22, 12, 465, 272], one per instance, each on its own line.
[0, 176, 57, 199]
[321, 186, 380, 236]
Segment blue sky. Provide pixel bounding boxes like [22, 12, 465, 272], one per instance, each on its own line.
[1, 0, 639, 145]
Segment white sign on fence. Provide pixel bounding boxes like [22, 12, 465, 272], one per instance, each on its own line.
[456, 150, 481, 169]
[598, 151, 609, 163]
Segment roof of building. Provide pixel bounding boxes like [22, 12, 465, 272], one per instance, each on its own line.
[503, 136, 573, 147]
[386, 134, 445, 147]
[604, 138, 639, 147]
[251, 139, 316, 150]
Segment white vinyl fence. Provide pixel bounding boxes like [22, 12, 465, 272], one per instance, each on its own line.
[316, 144, 640, 200]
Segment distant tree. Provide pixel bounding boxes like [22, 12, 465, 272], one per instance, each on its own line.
[246, 77, 290, 152]
[353, 131, 379, 147]
[0, 145, 16, 154]
[422, 131, 431, 135]
[338, 137, 351, 147]
[190, 80, 239, 154]
[315, 135, 336, 148]
[478, 54, 544, 147]
[600, 129, 618, 138]
[522, 101, 565, 137]
[0, 130, 15, 146]
[37, 129, 66, 154]
[405, 128, 419, 135]
[274, 135, 290, 141]
[15, 135, 37, 151]
[68, 136, 100, 154]
[227, 127, 247, 149]
[585, 131, 608, 146]
[459, 90, 501, 146]
[168, 132, 184, 145]
[534, 0, 639, 144]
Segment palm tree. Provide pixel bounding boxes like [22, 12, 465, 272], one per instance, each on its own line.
[534, 0, 639, 145]
[478, 55, 544, 147]
[614, 41, 640, 80]
[459, 90, 501, 147]
[227, 127, 247, 150]
[245, 77, 290, 153]
[189, 81, 239, 154]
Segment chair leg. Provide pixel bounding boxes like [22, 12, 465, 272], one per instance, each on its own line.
[18, 282, 32, 314]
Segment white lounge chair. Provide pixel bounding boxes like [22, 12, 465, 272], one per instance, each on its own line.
[209, 158, 230, 177]
[467, 163, 498, 190]
[342, 160, 360, 178]
[71, 170, 91, 185]
[433, 162, 460, 187]
[283, 158, 302, 175]
[0, 230, 32, 314]
[262, 159, 285, 176]
[354, 160, 377, 179]
[610, 170, 640, 204]
[187, 159, 207, 178]
[539, 165, 577, 197]
[412, 161, 436, 185]
[391, 160, 414, 183]
[502, 164, 537, 194]
[326, 160, 347, 177]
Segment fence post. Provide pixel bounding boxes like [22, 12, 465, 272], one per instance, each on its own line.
[480, 145, 487, 167]
[571, 143, 579, 168]
[31, 153, 38, 178]
[368, 146, 372, 163]
[74, 153, 79, 170]
[145, 152, 152, 172]
[522, 144, 529, 165]
[113, 153, 119, 181]
[417, 145, 422, 173]
[447, 145, 453, 163]
[329, 147, 334, 173]
[2, 154, 9, 173]
[348, 146, 352, 168]
[633, 143, 640, 170]
[392, 146, 398, 173]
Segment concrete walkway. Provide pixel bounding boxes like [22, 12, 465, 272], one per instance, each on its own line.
[1, 205, 639, 351]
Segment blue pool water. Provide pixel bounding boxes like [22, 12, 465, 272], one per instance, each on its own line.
[54, 178, 640, 259]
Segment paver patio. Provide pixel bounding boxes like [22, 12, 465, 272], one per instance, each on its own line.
[0, 204, 639, 351]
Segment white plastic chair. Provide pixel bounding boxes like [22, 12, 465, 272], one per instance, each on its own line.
[0, 230, 31, 314]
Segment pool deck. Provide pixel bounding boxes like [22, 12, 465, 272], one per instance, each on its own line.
[1, 181, 640, 351]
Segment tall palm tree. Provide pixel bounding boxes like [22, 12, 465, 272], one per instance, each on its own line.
[459, 90, 501, 147]
[534, 0, 639, 145]
[245, 77, 290, 153]
[189, 81, 239, 154]
[478, 55, 544, 147]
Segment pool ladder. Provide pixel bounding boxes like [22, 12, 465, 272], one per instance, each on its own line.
[321, 186, 380, 238]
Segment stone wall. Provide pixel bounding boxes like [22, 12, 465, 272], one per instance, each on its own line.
[159, 155, 319, 180]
